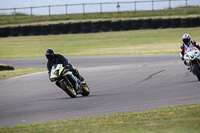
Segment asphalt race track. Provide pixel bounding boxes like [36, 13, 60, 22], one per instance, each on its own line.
[0, 54, 200, 126]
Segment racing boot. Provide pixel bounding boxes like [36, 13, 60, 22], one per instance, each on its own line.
[74, 69, 84, 82]
[70, 73, 82, 94]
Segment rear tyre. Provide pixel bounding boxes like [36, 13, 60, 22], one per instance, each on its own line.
[81, 83, 90, 96]
[193, 64, 200, 81]
[60, 80, 77, 98]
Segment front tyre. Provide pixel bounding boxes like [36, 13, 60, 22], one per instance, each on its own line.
[60, 80, 77, 98]
[193, 64, 200, 81]
[81, 83, 90, 96]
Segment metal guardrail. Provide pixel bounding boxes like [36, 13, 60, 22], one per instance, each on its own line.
[0, 0, 197, 19]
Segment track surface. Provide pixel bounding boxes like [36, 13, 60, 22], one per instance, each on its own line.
[0, 54, 200, 127]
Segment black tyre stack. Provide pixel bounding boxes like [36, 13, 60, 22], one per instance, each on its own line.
[121, 20, 132, 30]
[70, 22, 81, 34]
[101, 20, 111, 32]
[0, 27, 10, 37]
[91, 21, 101, 33]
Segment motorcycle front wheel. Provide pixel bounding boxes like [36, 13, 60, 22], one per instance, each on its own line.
[60, 80, 77, 98]
[81, 83, 90, 96]
[193, 64, 200, 81]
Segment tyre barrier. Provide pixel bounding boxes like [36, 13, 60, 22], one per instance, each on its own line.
[81, 21, 91, 33]
[70, 22, 81, 33]
[61, 23, 70, 34]
[31, 25, 41, 35]
[1, 16, 200, 37]
[161, 18, 171, 28]
[50, 24, 62, 35]
[189, 17, 199, 27]
[0, 27, 10, 37]
[40, 25, 51, 35]
[91, 21, 101, 33]
[131, 19, 141, 30]
[0, 65, 14, 71]
[10, 26, 20, 36]
[121, 20, 132, 30]
[20, 25, 31, 36]
[141, 19, 152, 29]
[101, 20, 111, 32]
[151, 19, 161, 29]
[171, 18, 180, 28]
[180, 18, 190, 28]
[111, 20, 121, 31]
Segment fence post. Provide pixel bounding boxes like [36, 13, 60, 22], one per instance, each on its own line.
[83, 4, 85, 14]
[48, 5, 51, 16]
[186, 0, 188, 8]
[100, 3, 102, 14]
[30, 7, 33, 18]
[117, 2, 120, 12]
[134, 1, 137, 11]
[152, 1, 154, 11]
[14, 8, 16, 20]
[66, 4, 68, 15]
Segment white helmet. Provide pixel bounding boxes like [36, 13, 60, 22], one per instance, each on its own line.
[182, 34, 191, 44]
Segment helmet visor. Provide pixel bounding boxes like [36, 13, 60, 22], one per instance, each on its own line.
[46, 54, 55, 60]
[183, 39, 190, 44]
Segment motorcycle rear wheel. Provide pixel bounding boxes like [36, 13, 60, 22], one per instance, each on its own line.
[60, 80, 77, 98]
[193, 64, 200, 81]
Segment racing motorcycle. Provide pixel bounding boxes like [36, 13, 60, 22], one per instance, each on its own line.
[183, 50, 200, 81]
[50, 64, 90, 98]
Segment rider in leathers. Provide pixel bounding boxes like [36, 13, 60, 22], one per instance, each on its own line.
[45, 49, 84, 92]
[180, 34, 200, 63]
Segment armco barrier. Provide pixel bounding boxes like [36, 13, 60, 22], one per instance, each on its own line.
[121, 20, 132, 30]
[91, 21, 101, 33]
[70, 22, 81, 33]
[101, 20, 111, 32]
[31, 25, 41, 35]
[10, 26, 20, 36]
[0, 16, 199, 37]
[81, 22, 91, 33]
[0, 27, 10, 37]
[111, 20, 121, 31]
[41, 25, 51, 35]
[131, 19, 141, 30]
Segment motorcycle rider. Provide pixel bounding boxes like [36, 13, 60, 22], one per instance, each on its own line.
[180, 34, 200, 62]
[45, 48, 84, 92]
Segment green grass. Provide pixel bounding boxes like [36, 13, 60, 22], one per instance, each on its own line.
[0, 27, 200, 59]
[0, 104, 199, 132]
[0, 6, 199, 26]
[0, 68, 46, 80]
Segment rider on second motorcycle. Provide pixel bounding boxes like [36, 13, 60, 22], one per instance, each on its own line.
[180, 34, 200, 61]
[45, 48, 84, 92]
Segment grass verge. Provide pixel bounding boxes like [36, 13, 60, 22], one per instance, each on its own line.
[0, 27, 200, 59]
[0, 104, 199, 132]
[0, 6, 200, 26]
[0, 68, 46, 80]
